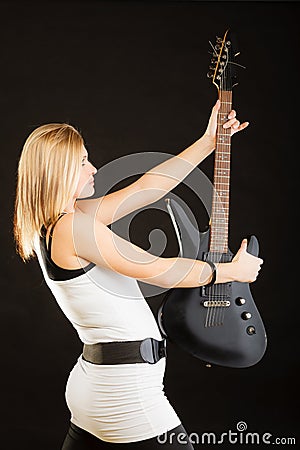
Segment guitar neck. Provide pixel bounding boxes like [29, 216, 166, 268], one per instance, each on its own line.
[209, 90, 232, 254]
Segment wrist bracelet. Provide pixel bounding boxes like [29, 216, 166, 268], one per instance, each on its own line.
[205, 260, 217, 287]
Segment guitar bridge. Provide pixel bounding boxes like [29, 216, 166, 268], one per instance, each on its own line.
[203, 300, 231, 308]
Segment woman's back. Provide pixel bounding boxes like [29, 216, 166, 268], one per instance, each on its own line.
[36, 214, 163, 345]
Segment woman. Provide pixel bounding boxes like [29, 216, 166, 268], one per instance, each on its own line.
[14, 100, 263, 449]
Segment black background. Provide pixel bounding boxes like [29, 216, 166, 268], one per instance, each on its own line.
[0, 1, 298, 449]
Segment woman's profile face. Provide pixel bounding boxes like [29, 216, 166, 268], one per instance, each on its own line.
[75, 147, 97, 199]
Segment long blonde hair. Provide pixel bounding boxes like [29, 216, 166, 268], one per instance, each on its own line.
[14, 123, 84, 261]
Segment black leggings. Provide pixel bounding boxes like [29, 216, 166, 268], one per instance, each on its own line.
[61, 422, 194, 449]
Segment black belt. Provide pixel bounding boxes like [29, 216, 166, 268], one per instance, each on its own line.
[82, 338, 167, 365]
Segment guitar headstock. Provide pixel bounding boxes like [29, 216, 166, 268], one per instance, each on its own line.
[207, 30, 243, 91]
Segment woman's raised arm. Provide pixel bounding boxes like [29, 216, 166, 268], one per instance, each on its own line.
[70, 211, 262, 289]
[77, 101, 248, 226]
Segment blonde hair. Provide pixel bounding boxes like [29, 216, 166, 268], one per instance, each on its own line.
[14, 123, 84, 261]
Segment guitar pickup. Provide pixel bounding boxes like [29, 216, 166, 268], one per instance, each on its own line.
[200, 283, 232, 298]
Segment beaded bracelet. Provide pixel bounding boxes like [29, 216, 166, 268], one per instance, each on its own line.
[205, 260, 217, 287]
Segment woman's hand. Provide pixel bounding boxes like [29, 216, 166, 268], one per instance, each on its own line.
[205, 99, 249, 140]
[230, 239, 263, 283]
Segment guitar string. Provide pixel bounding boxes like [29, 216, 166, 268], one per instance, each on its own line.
[216, 80, 225, 326]
[221, 79, 232, 325]
[220, 77, 230, 325]
[216, 83, 224, 326]
[218, 86, 224, 327]
[220, 83, 226, 326]
[220, 81, 226, 326]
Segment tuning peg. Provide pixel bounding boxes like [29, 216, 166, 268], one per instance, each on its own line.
[216, 36, 222, 43]
[207, 72, 213, 78]
[234, 52, 240, 57]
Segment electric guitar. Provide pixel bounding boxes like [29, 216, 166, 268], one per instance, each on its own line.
[157, 30, 267, 368]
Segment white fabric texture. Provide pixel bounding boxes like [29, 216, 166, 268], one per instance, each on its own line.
[34, 236, 181, 443]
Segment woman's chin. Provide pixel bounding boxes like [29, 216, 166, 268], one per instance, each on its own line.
[77, 184, 95, 199]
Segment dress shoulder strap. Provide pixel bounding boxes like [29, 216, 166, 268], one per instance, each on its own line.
[46, 212, 67, 254]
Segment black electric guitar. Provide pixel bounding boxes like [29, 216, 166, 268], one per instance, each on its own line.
[158, 31, 267, 368]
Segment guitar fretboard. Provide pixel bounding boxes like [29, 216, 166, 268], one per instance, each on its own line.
[209, 90, 232, 254]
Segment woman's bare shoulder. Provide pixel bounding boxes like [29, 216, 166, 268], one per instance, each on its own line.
[50, 211, 93, 267]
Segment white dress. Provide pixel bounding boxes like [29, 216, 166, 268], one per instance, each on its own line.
[34, 235, 181, 443]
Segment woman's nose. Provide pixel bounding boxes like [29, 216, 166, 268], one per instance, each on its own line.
[89, 161, 97, 175]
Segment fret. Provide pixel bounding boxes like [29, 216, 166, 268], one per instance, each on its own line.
[212, 222, 227, 226]
[210, 243, 228, 248]
[210, 239, 228, 245]
[209, 246, 228, 250]
[209, 246, 228, 253]
[215, 179, 230, 182]
[215, 174, 230, 178]
[211, 229, 229, 232]
[211, 222, 229, 225]
[210, 232, 229, 237]
[210, 239, 228, 243]
[213, 196, 229, 201]
[213, 206, 229, 210]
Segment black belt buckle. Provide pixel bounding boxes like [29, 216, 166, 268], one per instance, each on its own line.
[140, 338, 167, 364]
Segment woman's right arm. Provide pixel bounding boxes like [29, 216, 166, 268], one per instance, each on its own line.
[71, 212, 263, 289]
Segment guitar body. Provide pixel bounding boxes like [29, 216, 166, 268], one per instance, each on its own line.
[158, 199, 267, 368]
